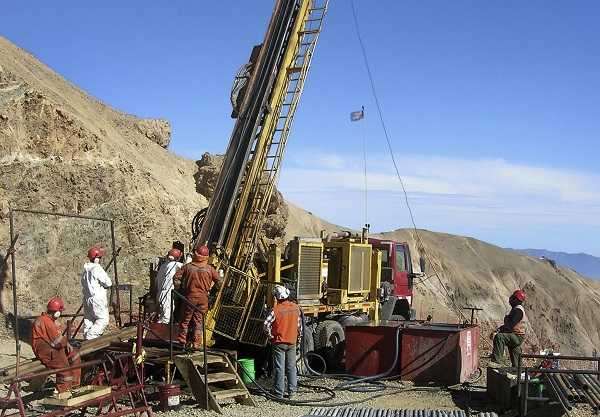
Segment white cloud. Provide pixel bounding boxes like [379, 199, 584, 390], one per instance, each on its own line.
[282, 152, 600, 204]
[279, 152, 600, 253]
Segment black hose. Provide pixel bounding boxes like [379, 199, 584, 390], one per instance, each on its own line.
[237, 360, 439, 407]
[298, 311, 404, 393]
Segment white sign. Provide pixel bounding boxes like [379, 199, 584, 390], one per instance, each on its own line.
[466, 331, 472, 356]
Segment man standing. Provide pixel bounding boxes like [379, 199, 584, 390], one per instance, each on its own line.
[264, 285, 301, 399]
[175, 244, 220, 348]
[81, 247, 112, 340]
[156, 248, 183, 324]
[32, 297, 81, 396]
[490, 289, 527, 367]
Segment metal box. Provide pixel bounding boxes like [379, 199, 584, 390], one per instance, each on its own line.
[400, 323, 479, 385]
[325, 241, 372, 304]
[288, 238, 323, 304]
[345, 322, 480, 386]
[486, 367, 518, 412]
[345, 321, 402, 376]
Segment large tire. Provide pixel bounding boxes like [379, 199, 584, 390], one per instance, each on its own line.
[314, 320, 345, 371]
[298, 324, 319, 373]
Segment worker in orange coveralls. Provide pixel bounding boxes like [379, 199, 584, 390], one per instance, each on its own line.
[174, 244, 221, 348]
[31, 297, 81, 396]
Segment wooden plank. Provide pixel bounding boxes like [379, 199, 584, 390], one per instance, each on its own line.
[41, 385, 111, 407]
[0, 326, 138, 383]
[212, 388, 248, 401]
[221, 355, 257, 407]
[207, 372, 237, 384]
[190, 354, 227, 366]
[173, 356, 221, 414]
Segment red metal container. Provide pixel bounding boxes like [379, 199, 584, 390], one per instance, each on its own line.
[345, 322, 479, 385]
[400, 323, 479, 385]
[345, 321, 403, 376]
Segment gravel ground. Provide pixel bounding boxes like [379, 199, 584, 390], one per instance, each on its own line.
[155, 378, 468, 417]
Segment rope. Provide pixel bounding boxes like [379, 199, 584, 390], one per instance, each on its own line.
[349, 0, 472, 327]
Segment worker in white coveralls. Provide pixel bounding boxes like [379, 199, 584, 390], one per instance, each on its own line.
[81, 247, 112, 340]
[156, 248, 183, 324]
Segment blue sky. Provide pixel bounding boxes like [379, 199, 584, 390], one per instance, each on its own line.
[3, 1, 600, 256]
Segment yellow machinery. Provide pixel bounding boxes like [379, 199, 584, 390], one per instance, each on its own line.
[182, 0, 382, 354]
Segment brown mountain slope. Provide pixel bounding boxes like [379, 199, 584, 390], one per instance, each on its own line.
[0, 36, 329, 315]
[377, 229, 600, 355]
[0, 36, 206, 314]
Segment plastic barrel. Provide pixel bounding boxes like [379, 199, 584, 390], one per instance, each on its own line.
[238, 358, 255, 385]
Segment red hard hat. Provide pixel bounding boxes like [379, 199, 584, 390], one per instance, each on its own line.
[513, 289, 526, 302]
[195, 245, 209, 257]
[87, 247, 104, 260]
[47, 297, 65, 312]
[168, 248, 182, 260]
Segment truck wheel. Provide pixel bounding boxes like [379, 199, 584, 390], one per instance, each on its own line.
[314, 320, 345, 371]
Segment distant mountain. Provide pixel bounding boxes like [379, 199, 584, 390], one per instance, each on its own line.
[509, 249, 600, 279]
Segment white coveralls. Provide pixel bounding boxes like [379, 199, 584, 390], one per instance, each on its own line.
[155, 260, 182, 324]
[81, 262, 112, 340]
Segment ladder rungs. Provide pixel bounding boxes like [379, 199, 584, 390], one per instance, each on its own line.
[287, 66, 302, 73]
[299, 29, 320, 35]
[213, 388, 248, 401]
[207, 372, 238, 384]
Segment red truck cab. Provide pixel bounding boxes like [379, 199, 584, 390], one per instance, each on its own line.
[368, 238, 415, 320]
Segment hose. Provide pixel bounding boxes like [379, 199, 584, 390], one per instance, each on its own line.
[298, 312, 404, 393]
[236, 360, 439, 407]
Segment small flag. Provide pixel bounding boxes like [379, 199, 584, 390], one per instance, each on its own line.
[350, 108, 364, 122]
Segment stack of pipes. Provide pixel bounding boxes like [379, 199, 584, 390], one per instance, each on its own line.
[575, 374, 600, 411]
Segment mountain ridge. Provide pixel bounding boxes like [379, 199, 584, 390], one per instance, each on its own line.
[508, 248, 600, 279]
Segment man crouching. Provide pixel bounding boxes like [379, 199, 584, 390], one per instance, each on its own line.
[32, 297, 81, 397]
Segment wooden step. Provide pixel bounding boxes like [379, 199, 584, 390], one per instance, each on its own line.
[190, 354, 227, 366]
[212, 388, 248, 401]
[207, 372, 237, 384]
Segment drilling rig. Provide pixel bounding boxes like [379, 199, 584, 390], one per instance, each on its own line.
[153, 0, 419, 369]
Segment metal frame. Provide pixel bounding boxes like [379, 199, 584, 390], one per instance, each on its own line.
[0, 353, 151, 417]
[7, 208, 122, 378]
[518, 353, 600, 416]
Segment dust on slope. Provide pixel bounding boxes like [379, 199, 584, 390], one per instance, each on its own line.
[0, 36, 207, 315]
[377, 228, 600, 355]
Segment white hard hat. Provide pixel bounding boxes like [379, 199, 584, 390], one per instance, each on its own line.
[273, 285, 290, 300]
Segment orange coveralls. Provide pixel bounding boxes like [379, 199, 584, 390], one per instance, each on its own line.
[175, 260, 219, 347]
[31, 313, 81, 392]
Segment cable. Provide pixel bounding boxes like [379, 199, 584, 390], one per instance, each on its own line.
[349, 0, 473, 328]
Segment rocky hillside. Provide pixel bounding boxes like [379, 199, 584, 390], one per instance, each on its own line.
[1, 37, 598, 356]
[0, 36, 315, 316]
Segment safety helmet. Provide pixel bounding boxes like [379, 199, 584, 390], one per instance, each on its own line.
[87, 247, 104, 260]
[47, 297, 65, 312]
[512, 289, 526, 302]
[272, 285, 290, 300]
[195, 245, 210, 257]
[168, 248, 182, 260]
